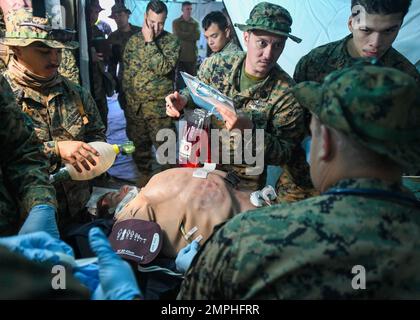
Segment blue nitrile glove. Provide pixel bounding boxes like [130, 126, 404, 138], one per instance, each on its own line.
[73, 263, 100, 293]
[175, 240, 200, 273]
[0, 231, 74, 264]
[19, 205, 60, 239]
[88, 227, 142, 300]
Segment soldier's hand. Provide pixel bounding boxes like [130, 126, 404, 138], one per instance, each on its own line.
[57, 141, 99, 173]
[142, 16, 155, 42]
[0, 231, 74, 265]
[215, 103, 254, 131]
[165, 91, 187, 118]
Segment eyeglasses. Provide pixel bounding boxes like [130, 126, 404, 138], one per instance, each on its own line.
[19, 22, 76, 42]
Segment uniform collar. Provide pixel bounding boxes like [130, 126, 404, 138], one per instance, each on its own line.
[327, 178, 405, 194]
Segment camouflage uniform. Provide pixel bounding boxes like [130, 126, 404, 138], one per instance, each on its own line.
[185, 52, 312, 196]
[294, 34, 420, 85]
[122, 29, 180, 181]
[0, 246, 89, 299]
[107, 24, 141, 94]
[181, 3, 313, 199]
[210, 40, 241, 56]
[0, 75, 56, 236]
[1, 8, 106, 230]
[178, 64, 420, 299]
[172, 15, 200, 76]
[4, 71, 106, 229]
[58, 49, 80, 84]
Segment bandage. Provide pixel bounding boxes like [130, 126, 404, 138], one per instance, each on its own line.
[192, 162, 217, 179]
[114, 186, 139, 217]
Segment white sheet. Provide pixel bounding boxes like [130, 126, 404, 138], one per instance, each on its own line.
[224, 0, 420, 75]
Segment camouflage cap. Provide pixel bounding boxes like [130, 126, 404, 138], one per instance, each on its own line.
[293, 62, 420, 171]
[0, 8, 78, 49]
[109, 4, 131, 19]
[234, 2, 301, 43]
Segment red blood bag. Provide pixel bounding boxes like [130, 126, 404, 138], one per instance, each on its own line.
[179, 108, 211, 167]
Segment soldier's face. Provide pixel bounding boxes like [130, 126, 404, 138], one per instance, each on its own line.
[113, 11, 130, 30]
[146, 10, 166, 36]
[243, 31, 286, 77]
[182, 5, 192, 19]
[204, 23, 230, 53]
[13, 43, 62, 78]
[348, 11, 403, 59]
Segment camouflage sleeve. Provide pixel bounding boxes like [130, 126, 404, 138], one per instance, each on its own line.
[43, 141, 60, 165]
[0, 77, 57, 213]
[263, 93, 306, 166]
[78, 87, 106, 142]
[143, 37, 180, 76]
[58, 49, 80, 84]
[122, 35, 137, 98]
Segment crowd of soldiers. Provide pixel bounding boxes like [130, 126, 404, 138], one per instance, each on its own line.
[0, 0, 420, 300]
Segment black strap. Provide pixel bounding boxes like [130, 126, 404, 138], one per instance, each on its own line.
[323, 188, 420, 208]
[223, 171, 241, 188]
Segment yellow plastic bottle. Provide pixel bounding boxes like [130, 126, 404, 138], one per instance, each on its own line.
[50, 141, 135, 183]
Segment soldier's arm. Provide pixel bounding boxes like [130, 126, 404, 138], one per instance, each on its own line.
[261, 92, 306, 166]
[0, 79, 57, 214]
[144, 36, 180, 76]
[193, 21, 201, 41]
[121, 36, 138, 97]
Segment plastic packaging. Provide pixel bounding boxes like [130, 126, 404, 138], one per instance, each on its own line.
[50, 141, 135, 183]
[181, 72, 235, 120]
[179, 109, 211, 168]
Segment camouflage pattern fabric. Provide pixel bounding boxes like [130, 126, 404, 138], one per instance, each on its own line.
[124, 101, 176, 179]
[122, 29, 180, 103]
[58, 49, 80, 84]
[1, 8, 78, 50]
[178, 178, 420, 299]
[294, 35, 420, 85]
[0, 246, 89, 299]
[219, 40, 241, 54]
[234, 2, 301, 43]
[182, 51, 314, 199]
[293, 63, 420, 174]
[122, 29, 179, 178]
[107, 24, 140, 94]
[172, 16, 200, 63]
[209, 40, 241, 57]
[0, 75, 56, 236]
[3, 71, 106, 230]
